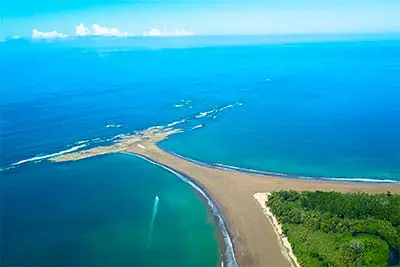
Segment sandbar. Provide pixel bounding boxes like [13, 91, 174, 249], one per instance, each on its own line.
[50, 126, 400, 267]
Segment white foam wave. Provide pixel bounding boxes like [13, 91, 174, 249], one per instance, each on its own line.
[191, 124, 203, 130]
[11, 144, 87, 166]
[75, 139, 90, 145]
[0, 166, 16, 172]
[113, 133, 127, 139]
[195, 109, 218, 118]
[106, 124, 123, 128]
[174, 99, 192, 108]
[219, 104, 233, 111]
[167, 119, 186, 127]
[215, 163, 399, 184]
[322, 177, 400, 184]
[196, 112, 207, 118]
[132, 154, 238, 267]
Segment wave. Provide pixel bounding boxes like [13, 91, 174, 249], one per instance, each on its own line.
[167, 119, 186, 127]
[215, 163, 400, 183]
[195, 108, 218, 118]
[112, 133, 127, 139]
[75, 139, 90, 145]
[219, 104, 233, 111]
[106, 124, 123, 128]
[131, 153, 238, 267]
[162, 149, 399, 184]
[191, 124, 203, 130]
[192, 102, 239, 121]
[215, 163, 288, 177]
[0, 166, 16, 173]
[195, 112, 207, 118]
[174, 99, 192, 108]
[321, 177, 400, 184]
[11, 144, 87, 166]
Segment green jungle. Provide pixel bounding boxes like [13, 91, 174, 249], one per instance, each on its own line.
[267, 191, 400, 267]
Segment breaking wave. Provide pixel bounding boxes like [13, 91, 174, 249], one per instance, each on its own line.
[191, 124, 203, 130]
[10, 144, 87, 166]
[167, 119, 186, 127]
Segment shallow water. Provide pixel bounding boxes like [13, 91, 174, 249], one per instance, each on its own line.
[0, 154, 219, 266]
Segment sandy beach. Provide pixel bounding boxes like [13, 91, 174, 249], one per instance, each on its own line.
[51, 127, 400, 267]
[253, 193, 299, 267]
[126, 143, 400, 267]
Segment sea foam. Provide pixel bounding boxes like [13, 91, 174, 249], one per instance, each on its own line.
[167, 119, 186, 127]
[321, 177, 400, 184]
[132, 153, 238, 267]
[106, 124, 123, 128]
[11, 144, 87, 166]
[191, 124, 203, 130]
[195, 108, 218, 118]
[75, 139, 90, 145]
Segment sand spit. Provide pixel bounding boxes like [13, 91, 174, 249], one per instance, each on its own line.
[50, 126, 400, 267]
[50, 126, 182, 163]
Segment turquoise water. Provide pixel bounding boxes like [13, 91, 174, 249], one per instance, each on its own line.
[160, 40, 400, 180]
[1, 154, 219, 266]
[1, 35, 400, 265]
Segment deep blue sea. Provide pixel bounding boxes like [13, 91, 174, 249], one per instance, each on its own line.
[1, 34, 400, 266]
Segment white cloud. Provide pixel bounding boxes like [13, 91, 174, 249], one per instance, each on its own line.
[92, 24, 130, 37]
[142, 28, 195, 37]
[173, 29, 195, 36]
[143, 28, 162, 37]
[32, 29, 68, 39]
[75, 23, 131, 37]
[75, 23, 91, 36]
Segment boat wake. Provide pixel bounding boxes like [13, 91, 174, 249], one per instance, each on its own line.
[132, 153, 238, 267]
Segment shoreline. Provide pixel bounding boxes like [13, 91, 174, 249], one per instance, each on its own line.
[124, 143, 400, 266]
[157, 144, 400, 184]
[253, 193, 299, 267]
[127, 152, 238, 267]
[44, 125, 400, 266]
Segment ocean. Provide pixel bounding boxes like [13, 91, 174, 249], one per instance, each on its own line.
[1, 34, 400, 265]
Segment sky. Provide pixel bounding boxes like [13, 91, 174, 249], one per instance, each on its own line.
[1, 0, 400, 38]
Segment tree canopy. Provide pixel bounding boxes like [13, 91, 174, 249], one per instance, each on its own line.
[267, 191, 400, 267]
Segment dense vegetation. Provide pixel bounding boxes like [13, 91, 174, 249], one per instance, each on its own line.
[267, 191, 400, 267]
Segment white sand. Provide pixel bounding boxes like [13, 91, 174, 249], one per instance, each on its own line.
[137, 144, 146, 150]
[253, 192, 300, 267]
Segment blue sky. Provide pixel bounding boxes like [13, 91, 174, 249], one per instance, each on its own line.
[1, 0, 400, 37]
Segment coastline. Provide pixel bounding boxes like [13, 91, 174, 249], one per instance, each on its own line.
[43, 125, 400, 266]
[158, 144, 400, 184]
[253, 193, 299, 267]
[127, 143, 400, 266]
[128, 153, 237, 267]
